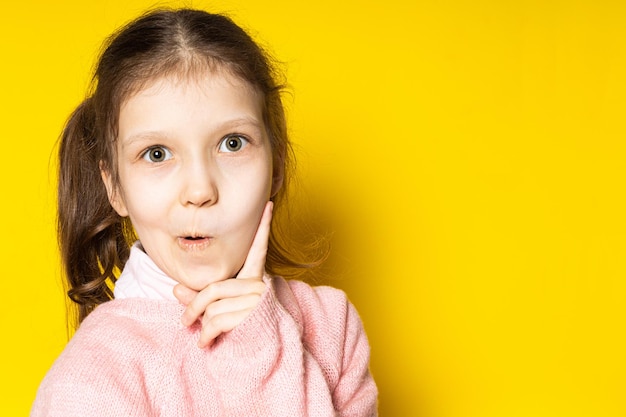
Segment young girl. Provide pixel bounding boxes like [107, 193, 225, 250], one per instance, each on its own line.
[31, 8, 377, 416]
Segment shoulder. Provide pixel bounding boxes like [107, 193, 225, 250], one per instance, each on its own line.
[277, 277, 350, 314]
[32, 299, 185, 415]
[272, 277, 370, 385]
[56, 298, 185, 361]
[80, 297, 184, 337]
[272, 277, 354, 334]
[38, 298, 183, 376]
[57, 298, 185, 365]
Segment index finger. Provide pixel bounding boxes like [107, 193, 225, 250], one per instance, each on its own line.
[236, 201, 273, 279]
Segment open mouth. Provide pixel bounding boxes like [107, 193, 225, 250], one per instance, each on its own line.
[178, 235, 212, 250]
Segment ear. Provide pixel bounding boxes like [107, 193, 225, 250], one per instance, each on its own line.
[99, 161, 129, 217]
[270, 164, 284, 198]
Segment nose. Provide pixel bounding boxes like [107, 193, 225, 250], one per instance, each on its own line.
[180, 157, 218, 207]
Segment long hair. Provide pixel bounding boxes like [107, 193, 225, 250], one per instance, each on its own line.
[58, 9, 315, 328]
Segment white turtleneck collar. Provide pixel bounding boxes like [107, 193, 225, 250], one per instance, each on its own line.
[114, 241, 179, 301]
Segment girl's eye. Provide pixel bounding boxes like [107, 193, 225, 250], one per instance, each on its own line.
[219, 135, 249, 153]
[142, 146, 172, 163]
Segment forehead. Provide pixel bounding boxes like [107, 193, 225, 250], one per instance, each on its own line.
[121, 67, 262, 110]
[117, 70, 265, 138]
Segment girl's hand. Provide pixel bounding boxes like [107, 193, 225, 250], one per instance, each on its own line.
[173, 201, 273, 348]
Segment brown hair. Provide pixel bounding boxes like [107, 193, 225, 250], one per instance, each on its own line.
[58, 8, 310, 328]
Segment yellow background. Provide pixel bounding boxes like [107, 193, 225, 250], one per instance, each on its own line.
[2, 0, 626, 415]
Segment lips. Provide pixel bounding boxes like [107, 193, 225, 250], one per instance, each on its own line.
[178, 235, 212, 251]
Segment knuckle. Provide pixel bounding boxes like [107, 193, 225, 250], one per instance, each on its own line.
[204, 302, 220, 319]
[185, 304, 200, 320]
[208, 313, 228, 331]
[204, 283, 219, 300]
[253, 281, 266, 294]
[249, 293, 262, 304]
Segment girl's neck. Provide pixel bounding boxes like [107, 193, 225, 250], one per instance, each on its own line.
[114, 242, 179, 301]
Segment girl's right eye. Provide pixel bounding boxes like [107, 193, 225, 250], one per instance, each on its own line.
[142, 146, 172, 163]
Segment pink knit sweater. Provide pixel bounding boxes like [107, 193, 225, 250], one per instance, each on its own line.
[32, 252, 377, 416]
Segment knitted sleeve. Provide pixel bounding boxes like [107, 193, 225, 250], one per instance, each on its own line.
[285, 279, 379, 416]
[204, 276, 378, 416]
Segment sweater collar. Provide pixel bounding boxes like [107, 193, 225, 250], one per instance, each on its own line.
[114, 241, 178, 301]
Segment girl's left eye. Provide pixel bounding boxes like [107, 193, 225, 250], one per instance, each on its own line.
[142, 146, 172, 163]
[219, 135, 249, 153]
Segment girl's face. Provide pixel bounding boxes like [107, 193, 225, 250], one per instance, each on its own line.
[102, 71, 274, 290]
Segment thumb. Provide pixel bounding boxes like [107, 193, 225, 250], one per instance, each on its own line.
[173, 284, 198, 305]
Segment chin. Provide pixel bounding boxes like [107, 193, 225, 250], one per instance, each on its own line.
[178, 265, 239, 290]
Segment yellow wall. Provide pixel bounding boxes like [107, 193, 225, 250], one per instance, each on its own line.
[2, 0, 626, 415]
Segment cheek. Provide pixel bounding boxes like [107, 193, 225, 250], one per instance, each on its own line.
[119, 178, 169, 228]
[221, 172, 272, 245]
[223, 155, 273, 202]
[225, 182, 269, 232]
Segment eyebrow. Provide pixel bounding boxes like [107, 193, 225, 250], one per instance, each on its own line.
[120, 131, 169, 149]
[218, 117, 264, 132]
